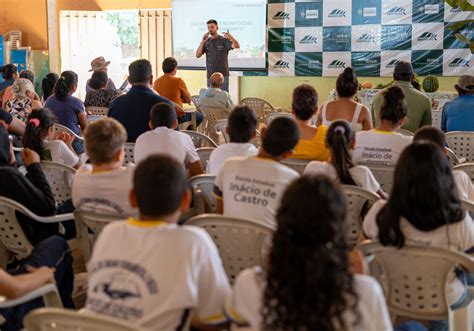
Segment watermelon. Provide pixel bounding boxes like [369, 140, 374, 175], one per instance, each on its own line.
[422, 76, 439, 93]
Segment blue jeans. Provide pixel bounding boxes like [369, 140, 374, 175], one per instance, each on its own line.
[207, 76, 229, 92]
[178, 111, 204, 129]
[0, 236, 74, 330]
[396, 322, 428, 331]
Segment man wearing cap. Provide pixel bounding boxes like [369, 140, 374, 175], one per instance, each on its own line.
[86, 57, 116, 94]
[195, 19, 240, 92]
[371, 61, 431, 133]
[441, 75, 474, 132]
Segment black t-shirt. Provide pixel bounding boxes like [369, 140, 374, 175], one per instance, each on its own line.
[0, 109, 13, 125]
[203, 35, 233, 78]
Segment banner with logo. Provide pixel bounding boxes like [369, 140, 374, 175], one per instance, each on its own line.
[264, 0, 473, 77]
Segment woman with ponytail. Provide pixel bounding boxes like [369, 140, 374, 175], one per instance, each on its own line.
[225, 176, 393, 331]
[353, 86, 412, 166]
[316, 67, 372, 131]
[0, 64, 19, 92]
[41, 73, 59, 102]
[44, 71, 88, 154]
[23, 108, 80, 169]
[304, 120, 386, 197]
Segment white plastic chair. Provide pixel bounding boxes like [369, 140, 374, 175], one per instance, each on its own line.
[357, 241, 474, 331]
[0, 197, 73, 259]
[188, 175, 216, 214]
[186, 214, 274, 283]
[341, 185, 380, 248]
[200, 106, 230, 142]
[362, 163, 395, 194]
[123, 142, 134, 165]
[39, 161, 76, 207]
[0, 284, 62, 311]
[86, 114, 105, 123]
[53, 124, 84, 142]
[191, 95, 202, 112]
[196, 147, 215, 172]
[397, 128, 414, 136]
[173, 102, 197, 131]
[182, 130, 218, 148]
[454, 163, 474, 182]
[447, 148, 465, 166]
[86, 106, 108, 116]
[240, 97, 278, 123]
[264, 112, 293, 126]
[446, 132, 474, 163]
[213, 119, 230, 144]
[432, 110, 442, 128]
[281, 158, 311, 175]
[24, 307, 140, 331]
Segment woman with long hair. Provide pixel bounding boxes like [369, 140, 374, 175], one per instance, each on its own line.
[226, 175, 393, 330]
[304, 120, 386, 197]
[41, 72, 59, 102]
[363, 142, 474, 330]
[0, 64, 19, 92]
[317, 67, 372, 131]
[44, 70, 88, 154]
[353, 86, 412, 166]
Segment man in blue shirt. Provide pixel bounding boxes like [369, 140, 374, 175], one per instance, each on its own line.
[441, 75, 474, 132]
[108, 59, 172, 142]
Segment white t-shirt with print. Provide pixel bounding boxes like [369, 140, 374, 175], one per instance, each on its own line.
[72, 164, 137, 217]
[363, 199, 474, 303]
[353, 130, 412, 166]
[226, 267, 393, 331]
[453, 170, 474, 202]
[304, 161, 380, 194]
[214, 156, 299, 228]
[134, 127, 200, 165]
[207, 143, 258, 175]
[86, 220, 231, 331]
[43, 140, 79, 168]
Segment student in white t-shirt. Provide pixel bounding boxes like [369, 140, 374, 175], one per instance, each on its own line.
[214, 117, 300, 228]
[363, 143, 474, 329]
[413, 126, 474, 201]
[23, 108, 80, 169]
[72, 118, 137, 217]
[304, 120, 387, 198]
[226, 176, 393, 331]
[86, 155, 230, 330]
[134, 102, 203, 177]
[207, 105, 258, 175]
[353, 86, 412, 166]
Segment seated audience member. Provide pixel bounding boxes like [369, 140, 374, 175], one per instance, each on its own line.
[153, 57, 204, 128]
[0, 108, 25, 136]
[0, 235, 74, 331]
[84, 71, 120, 108]
[214, 117, 300, 228]
[86, 56, 116, 94]
[441, 75, 474, 132]
[414, 126, 474, 201]
[44, 70, 88, 154]
[353, 86, 412, 166]
[207, 106, 258, 175]
[372, 61, 431, 133]
[226, 175, 393, 331]
[5, 78, 42, 123]
[41, 73, 59, 102]
[317, 68, 372, 131]
[305, 120, 386, 198]
[0, 64, 18, 92]
[198, 72, 233, 109]
[108, 59, 172, 142]
[0, 126, 58, 245]
[363, 143, 474, 331]
[2, 69, 38, 108]
[134, 103, 203, 177]
[23, 109, 80, 169]
[86, 155, 230, 329]
[72, 118, 136, 217]
[291, 84, 330, 160]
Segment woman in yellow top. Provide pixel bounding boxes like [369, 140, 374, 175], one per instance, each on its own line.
[291, 84, 330, 160]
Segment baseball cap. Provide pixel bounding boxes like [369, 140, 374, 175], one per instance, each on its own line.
[456, 75, 474, 92]
[394, 61, 414, 75]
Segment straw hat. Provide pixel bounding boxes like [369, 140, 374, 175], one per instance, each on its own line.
[89, 56, 111, 72]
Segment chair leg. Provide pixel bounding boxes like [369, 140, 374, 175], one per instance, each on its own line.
[449, 301, 473, 331]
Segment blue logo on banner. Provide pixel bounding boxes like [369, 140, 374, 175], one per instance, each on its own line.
[386, 59, 401, 68]
[328, 9, 346, 18]
[449, 58, 470, 67]
[417, 32, 438, 41]
[323, 26, 352, 52]
[273, 11, 290, 20]
[382, 25, 412, 50]
[300, 35, 319, 44]
[328, 60, 346, 69]
[387, 7, 407, 16]
[273, 60, 290, 69]
[357, 34, 376, 43]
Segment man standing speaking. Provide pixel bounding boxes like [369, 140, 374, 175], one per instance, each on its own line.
[195, 19, 240, 92]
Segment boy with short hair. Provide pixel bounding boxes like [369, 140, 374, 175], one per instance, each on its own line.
[207, 106, 258, 175]
[134, 102, 204, 177]
[86, 155, 230, 330]
[72, 118, 136, 217]
[213, 117, 300, 228]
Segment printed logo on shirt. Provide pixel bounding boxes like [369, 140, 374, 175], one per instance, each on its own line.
[387, 7, 407, 16]
[229, 175, 280, 207]
[360, 147, 396, 165]
[273, 11, 290, 20]
[449, 58, 470, 67]
[328, 9, 346, 18]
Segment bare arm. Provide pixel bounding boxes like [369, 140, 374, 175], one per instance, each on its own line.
[361, 106, 373, 131]
[196, 33, 209, 58]
[224, 32, 240, 49]
[0, 267, 54, 299]
[77, 111, 88, 133]
[6, 116, 26, 136]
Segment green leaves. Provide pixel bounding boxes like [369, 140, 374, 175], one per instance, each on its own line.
[444, 1, 474, 53]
